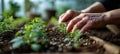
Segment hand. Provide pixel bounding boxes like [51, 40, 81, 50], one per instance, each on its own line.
[66, 13, 107, 33]
[59, 10, 80, 24]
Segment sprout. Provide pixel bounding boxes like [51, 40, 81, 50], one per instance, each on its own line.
[65, 30, 85, 47]
[57, 23, 66, 33]
[11, 18, 48, 51]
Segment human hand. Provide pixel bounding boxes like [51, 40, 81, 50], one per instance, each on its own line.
[58, 10, 80, 24]
[66, 13, 107, 33]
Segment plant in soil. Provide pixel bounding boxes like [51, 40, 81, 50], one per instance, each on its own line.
[10, 18, 104, 53]
[0, 16, 29, 54]
[0, 16, 29, 34]
[0, 16, 14, 33]
[11, 18, 48, 52]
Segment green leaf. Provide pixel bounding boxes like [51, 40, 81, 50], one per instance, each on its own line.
[73, 43, 79, 48]
[50, 17, 58, 26]
[64, 38, 70, 42]
[15, 30, 23, 36]
[31, 44, 41, 52]
[58, 23, 66, 33]
[25, 24, 32, 31]
[9, 16, 14, 22]
[11, 37, 24, 49]
[40, 39, 47, 45]
[10, 36, 23, 43]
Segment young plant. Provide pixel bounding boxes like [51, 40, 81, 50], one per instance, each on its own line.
[11, 18, 48, 51]
[65, 30, 85, 48]
[49, 17, 67, 33]
[57, 23, 66, 33]
[0, 16, 29, 34]
[50, 17, 58, 26]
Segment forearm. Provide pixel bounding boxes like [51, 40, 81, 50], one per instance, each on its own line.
[104, 9, 120, 25]
[81, 2, 106, 13]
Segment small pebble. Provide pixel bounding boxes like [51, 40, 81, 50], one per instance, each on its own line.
[52, 27, 56, 31]
[50, 42, 57, 45]
[58, 47, 63, 52]
[58, 43, 64, 47]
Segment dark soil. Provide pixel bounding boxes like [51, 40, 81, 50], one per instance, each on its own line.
[87, 28, 120, 46]
[0, 25, 119, 54]
[0, 28, 20, 54]
[11, 25, 105, 54]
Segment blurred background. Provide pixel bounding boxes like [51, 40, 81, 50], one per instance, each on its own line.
[0, 0, 98, 21]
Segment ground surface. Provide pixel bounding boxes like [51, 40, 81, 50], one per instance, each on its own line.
[0, 25, 119, 54]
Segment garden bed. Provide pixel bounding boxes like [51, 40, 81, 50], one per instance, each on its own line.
[0, 18, 120, 54]
[0, 17, 30, 54]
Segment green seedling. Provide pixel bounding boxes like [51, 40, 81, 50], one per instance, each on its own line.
[50, 17, 58, 26]
[57, 23, 66, 33]
[0, 16, 29, 34]
[11, 18, 48, 51]
[65, 30, 84, 47]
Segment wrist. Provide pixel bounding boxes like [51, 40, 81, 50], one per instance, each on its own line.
[103, 12, 112, 24]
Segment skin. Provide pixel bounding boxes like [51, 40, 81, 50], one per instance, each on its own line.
[59, 2, 120, 33]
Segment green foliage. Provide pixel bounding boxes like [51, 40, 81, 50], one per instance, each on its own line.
[3, 0, 20, 18]
[49, 17, 85, 47]
[0, 16, 29, 34]
[0, 17, 19, 33]
[9, 1, 20, 12]
[57, 23, 66, 33]
[11, 18, 48, 51]
[50, 17, 66, 33]
[65, 30, 84, 47]
[11, 17, 86, 51]
[50, 17, 58, 26]
[10, 36, 25, 49]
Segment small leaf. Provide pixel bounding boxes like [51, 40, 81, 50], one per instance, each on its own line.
[66, 42, 72, 46]
[10, 36, 23, 43]
[50, 17, 58, 26]
[12, 39, 24, 49]
[64, 38, 70, 42]
[15, 30, 23, 36]
[31, 44, 41, 52]
[73, 43, 79, 48]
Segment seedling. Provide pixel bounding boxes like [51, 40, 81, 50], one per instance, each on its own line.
[0, 16, 29, 34]
[65, 30, 85, 47]
[57, 23, 66, 33]
[49, 18, 86, 48]
[0, 16, 13, 32]
[50, 17, 58, 26]
[11, 17, 87, 51]
[50, 17, 66, 33]
[11, 18, 48, 51]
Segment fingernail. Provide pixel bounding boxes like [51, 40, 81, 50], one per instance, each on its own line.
[59, 19, 62, 24]
[58, 21, 61, 24]
[71, 29, 74, 33]
[66, 26, 70, 32]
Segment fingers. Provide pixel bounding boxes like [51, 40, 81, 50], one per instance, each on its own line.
[66, 16, 82, 32]
[66, 14, 87, 32]
[71, 16, 89, 33]
[59, 11, 105, 33]
[59, 10, 75, 24]
[80, 20, 94, 33]
[59, 13, 65, 24]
